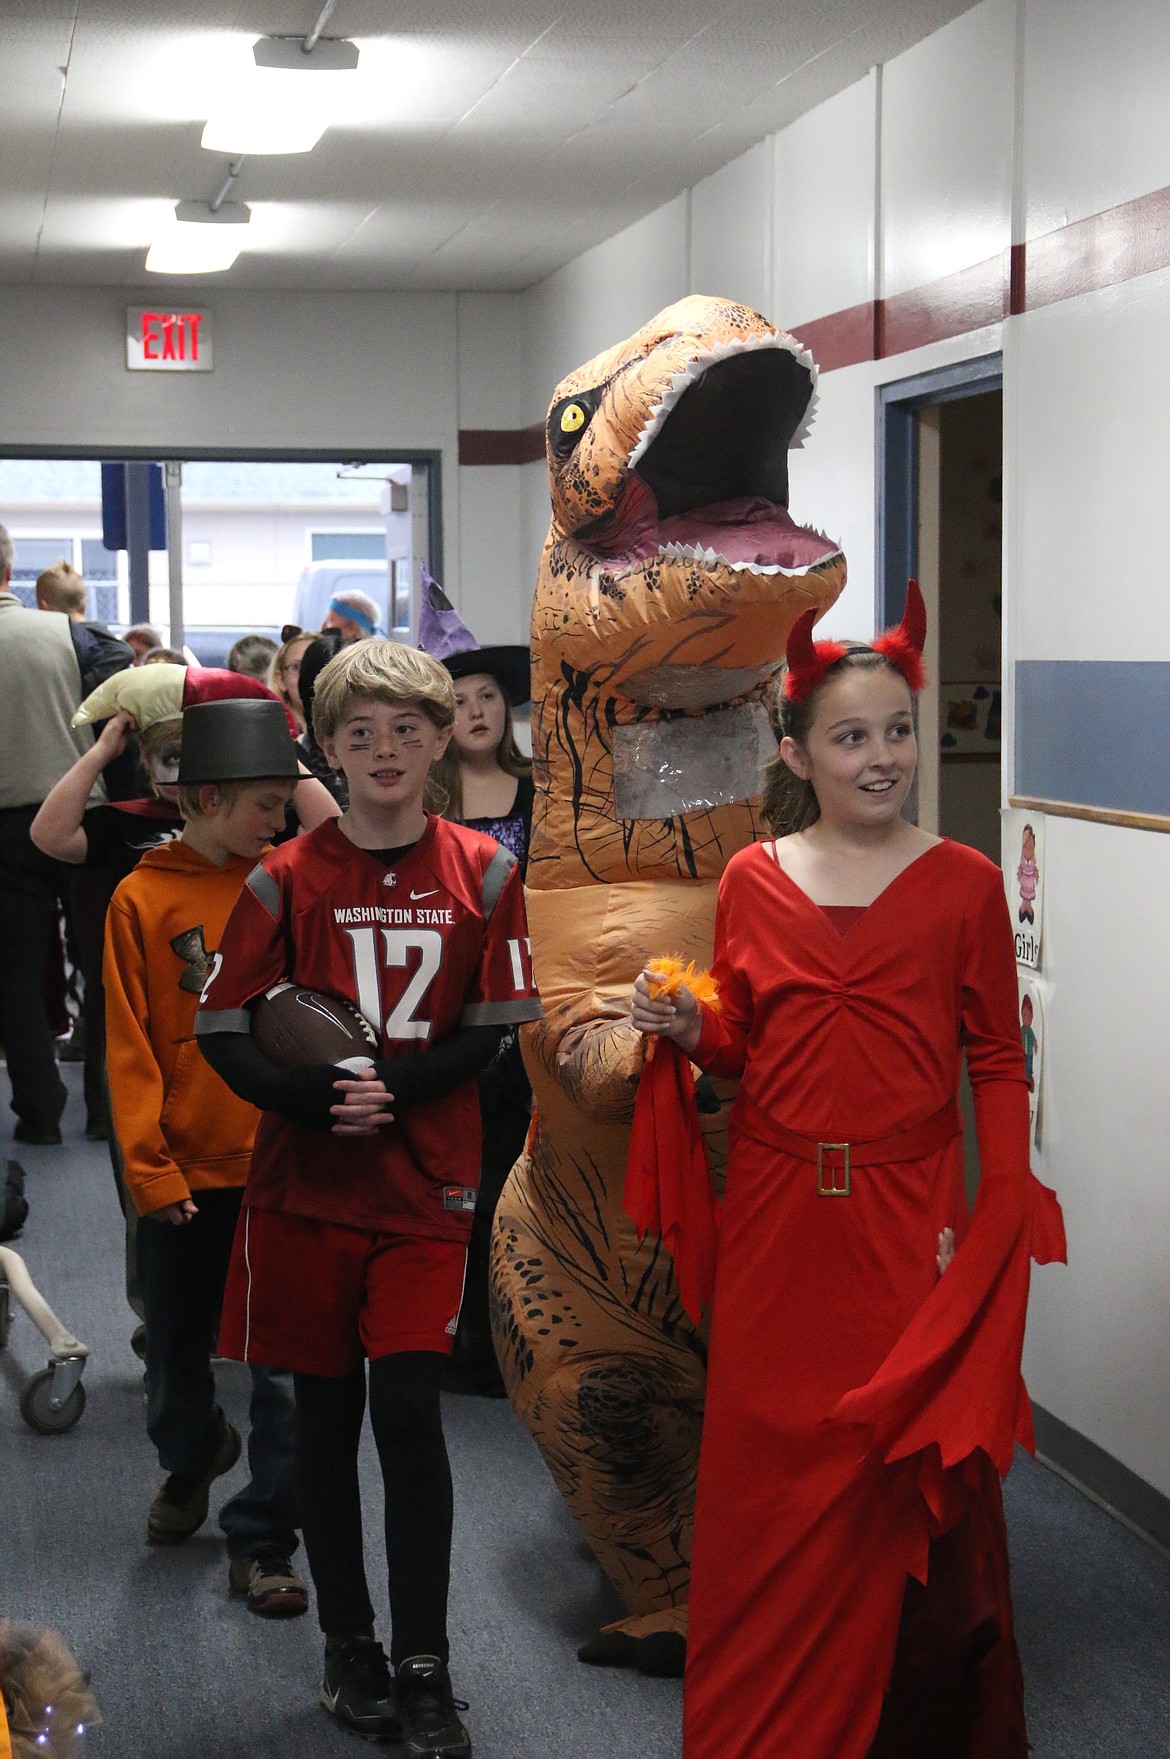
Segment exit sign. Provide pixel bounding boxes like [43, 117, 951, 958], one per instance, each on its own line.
[127, 307, 213, 372]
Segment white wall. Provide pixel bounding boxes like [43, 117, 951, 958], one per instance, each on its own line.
[774, 74, 877, 330]
[515, 0, 1170, 1500]
[455, 291, 527, 645]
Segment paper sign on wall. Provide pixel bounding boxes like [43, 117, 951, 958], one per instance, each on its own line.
[1017, 972, 1044, 1148]
[1002, 808, 1044, 969]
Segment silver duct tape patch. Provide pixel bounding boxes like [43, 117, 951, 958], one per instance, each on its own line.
[622, 660, 778, 710]
[612, 702, 773, 820]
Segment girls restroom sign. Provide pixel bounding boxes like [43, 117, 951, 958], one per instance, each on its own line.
[1002, 809, 1044, 969]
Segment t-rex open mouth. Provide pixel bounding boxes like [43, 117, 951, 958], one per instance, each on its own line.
[572, 339, 842, 577]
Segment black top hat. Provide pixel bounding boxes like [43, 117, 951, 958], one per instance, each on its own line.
[178, 699, 300, 785]
[442, 643, 531, 708]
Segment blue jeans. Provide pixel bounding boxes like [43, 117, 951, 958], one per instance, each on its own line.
[136, 1184, 299, 1559]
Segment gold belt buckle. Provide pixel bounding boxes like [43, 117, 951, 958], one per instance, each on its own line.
[816, 1141, 851, 1197]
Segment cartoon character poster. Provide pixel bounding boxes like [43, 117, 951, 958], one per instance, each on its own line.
[1017, 973, 1044, 1147]
[1002, 808, 1044, 969]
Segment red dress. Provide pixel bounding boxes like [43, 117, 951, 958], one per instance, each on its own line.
[683, 838, 1064, 1759]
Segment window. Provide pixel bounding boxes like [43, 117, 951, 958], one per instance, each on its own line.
[311, 531, 386, 562]
[81, 538, 117, 581]
[11, 537, 73, 581]
[81, 538, 119, 622]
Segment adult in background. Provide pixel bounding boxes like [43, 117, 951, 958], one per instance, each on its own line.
[34, 560, 138, 1134]
[321, 588, 382, 642]
[0, 523, 132, 1143]
[422, 574, 534, 1394]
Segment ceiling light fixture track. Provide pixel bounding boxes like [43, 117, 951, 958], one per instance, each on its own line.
[210, 156, 248, 213]
[303, 1, 339, 56]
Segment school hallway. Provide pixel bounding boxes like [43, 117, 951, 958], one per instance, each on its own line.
[4, 1067, 1169, 1759]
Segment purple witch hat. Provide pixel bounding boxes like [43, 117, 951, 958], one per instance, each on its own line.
[417, 566, 531, 706]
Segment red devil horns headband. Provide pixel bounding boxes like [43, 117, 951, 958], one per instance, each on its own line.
[782, 580, 927, 705]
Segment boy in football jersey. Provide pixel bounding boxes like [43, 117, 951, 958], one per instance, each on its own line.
[196, 641, 541, 1757]
[103, 697, 307, 1617]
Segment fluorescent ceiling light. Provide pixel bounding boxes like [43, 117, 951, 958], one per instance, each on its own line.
[145, 201, 250, 275]
[201, 35, 359, 155]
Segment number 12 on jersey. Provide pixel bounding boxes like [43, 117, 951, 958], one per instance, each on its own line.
[344, 926, 443, 1040]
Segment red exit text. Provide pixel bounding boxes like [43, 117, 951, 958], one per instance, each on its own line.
[141, 311, 204, 362]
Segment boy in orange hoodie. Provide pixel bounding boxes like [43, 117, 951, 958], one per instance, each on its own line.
[104, 697, 306, 1617]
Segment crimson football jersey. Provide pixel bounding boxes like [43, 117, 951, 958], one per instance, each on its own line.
[196, 814, 541, 1238]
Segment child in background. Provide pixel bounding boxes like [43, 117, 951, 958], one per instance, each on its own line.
[32, 676, 338, 1337]
[197, 640, 542, 1755]
[227, 633, 279, 682]
[269, 628, 315, 733]
[103, 699, 306, 1618]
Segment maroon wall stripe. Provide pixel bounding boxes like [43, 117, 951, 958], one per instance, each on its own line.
[458, 426, 545, 466]
[458, 180, 1170, 459]
[877, 250, 1009, 357]
[788, 301, 876, 371]
[1023, 183, 1170, 311]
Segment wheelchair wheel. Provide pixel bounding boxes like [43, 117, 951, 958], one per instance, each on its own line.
[20, 1367, 86, 1434]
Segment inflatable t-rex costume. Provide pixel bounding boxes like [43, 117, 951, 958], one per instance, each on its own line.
[490, 295, 846, 1666]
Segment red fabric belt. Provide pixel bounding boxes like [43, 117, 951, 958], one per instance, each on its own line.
[731, 1093, 962, 1196]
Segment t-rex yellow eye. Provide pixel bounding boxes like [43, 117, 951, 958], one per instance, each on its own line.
[548, 386, 601, 456]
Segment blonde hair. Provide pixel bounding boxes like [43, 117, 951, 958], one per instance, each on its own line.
[35, 559, 87, 617]
[269, 631, 313, 728]
[311, 638, 455, 743]
[176, 776, 293, 821]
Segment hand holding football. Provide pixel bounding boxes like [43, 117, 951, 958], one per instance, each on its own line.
[251, 983, 378, 1070]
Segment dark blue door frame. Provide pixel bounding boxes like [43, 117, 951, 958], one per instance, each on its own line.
[876, 353, 1003, 628]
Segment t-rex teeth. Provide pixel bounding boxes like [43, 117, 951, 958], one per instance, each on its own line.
[628, 332, 822, 470]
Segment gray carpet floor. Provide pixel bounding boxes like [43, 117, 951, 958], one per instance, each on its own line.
[3, 1066, 1169, 1757]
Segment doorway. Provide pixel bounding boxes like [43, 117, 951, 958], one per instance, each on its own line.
[877, 356, 1003, 860]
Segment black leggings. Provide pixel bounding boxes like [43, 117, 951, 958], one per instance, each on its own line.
[294, 1351, 452, 1665]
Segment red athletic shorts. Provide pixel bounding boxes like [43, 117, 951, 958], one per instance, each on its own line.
[218, 1206, 468, 1376]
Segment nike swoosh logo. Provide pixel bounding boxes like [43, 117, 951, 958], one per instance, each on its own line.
[410, 889, 439, 900]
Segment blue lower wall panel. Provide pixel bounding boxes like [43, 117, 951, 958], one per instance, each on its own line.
[1015, 660, 1170, 816]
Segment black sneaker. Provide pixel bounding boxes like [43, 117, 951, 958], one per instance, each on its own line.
[320, 1635, 402, 1741]
[13, 1120, 62, 1146]
[396, 1656, 470, 1758]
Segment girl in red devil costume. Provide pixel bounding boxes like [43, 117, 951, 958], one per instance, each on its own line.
[629, 584, 1065, 1759]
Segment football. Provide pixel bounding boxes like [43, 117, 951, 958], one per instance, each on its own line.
[251, 983, 378, 1070]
